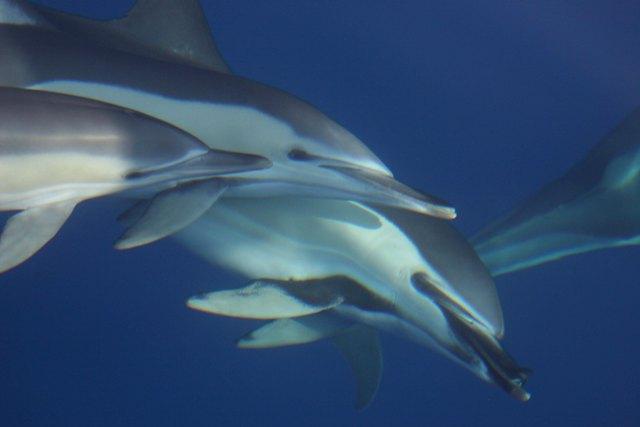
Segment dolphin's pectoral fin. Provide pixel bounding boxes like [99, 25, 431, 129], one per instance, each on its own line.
[237, 312, 351, 348]
[116, 199, 150, 227]
[32, 0, 230, 73]
[333, 325, 383, 410]
[115, 179, 226, 250]
[0, 200, 77, 273]
[187, 279, 345, 319]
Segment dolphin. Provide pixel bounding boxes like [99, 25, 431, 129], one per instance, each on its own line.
[0, 87, 270, 273]
[472, 107, 640, 276]
[0, 0, 455, 219]
[173, 198, 530, 407]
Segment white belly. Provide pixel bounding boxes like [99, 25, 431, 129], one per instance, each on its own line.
[0, 152, 130, 210]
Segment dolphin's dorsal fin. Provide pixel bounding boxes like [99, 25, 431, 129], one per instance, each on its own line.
[333, 325, 383, 410]
[237, 315, 382, 409]
[31, 0, 231, 73]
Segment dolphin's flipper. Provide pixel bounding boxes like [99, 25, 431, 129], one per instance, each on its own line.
[237, 313, 351, 348]
[115, 179, 226, 250]
[0, 200, 77, 273]
[116, 199, 150, 227]
[187, 279, 345, 319]
[333, 325, 383, 410]
[31, 0, 230, 73]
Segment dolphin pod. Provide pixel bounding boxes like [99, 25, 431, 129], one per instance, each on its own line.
[0, 87, 270, 273]
[0, 0, 529, 407]
[1, 0, 636, 410]
[0, 0, 455, 220]
[472, 108, 640, 276]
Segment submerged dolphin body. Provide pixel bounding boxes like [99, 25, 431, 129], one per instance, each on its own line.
[0, 0, 455, 219]
[0, 87, 269, 273]
[177, 198, 530, 407]
[472, 108, 640, 276]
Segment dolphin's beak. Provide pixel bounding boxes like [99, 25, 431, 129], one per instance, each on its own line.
[127, 150, 272, 180]
[321, 164, 456, 220]
[443, 309, 531, 402]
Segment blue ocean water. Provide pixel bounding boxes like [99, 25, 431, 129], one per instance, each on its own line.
[1, 1, 639, 425]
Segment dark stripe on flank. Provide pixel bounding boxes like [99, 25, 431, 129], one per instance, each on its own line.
[263, 275, 395, 314]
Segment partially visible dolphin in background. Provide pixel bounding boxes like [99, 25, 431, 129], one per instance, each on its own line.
[0, 0, 455, 219]
[472, 108, 640, 276]
[0, 87, 269, 273]
[175, 198, 530, 407]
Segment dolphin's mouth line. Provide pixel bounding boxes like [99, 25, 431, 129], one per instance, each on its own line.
[125, 150, 272, 181]
[444, 309, 532, 402]
[320, 164, 456, 219]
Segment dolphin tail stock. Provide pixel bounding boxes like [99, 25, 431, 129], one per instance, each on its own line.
[237, 313, 382, 410]
[115, 179, 227, 250]
[0, 199, 77, 273]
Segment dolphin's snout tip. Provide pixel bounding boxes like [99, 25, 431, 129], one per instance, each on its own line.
[511, 387, 531, 402]
[426, 204, 457, 220]
[186, 294, 209, 311]
[322, 164, 456, 219]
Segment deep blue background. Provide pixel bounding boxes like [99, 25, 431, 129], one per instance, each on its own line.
[1, 1, 640, 426]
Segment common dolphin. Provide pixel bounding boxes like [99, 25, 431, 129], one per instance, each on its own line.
[0, 87, 269, 273]
[175, 198, 530, 407]
[0, 0, 455, 219]
[472, 108, 640, 276]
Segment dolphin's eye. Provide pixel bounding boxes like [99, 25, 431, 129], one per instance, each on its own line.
[287, 148, 315, 161]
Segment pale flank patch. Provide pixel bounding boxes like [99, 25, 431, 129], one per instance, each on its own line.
[31, 81, 305, 158]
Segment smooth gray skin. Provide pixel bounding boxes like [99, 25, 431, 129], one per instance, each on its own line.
[376, 206, 504, 337]
[0, 87, 267, 210]
[0, 87, 269, 272]
[0, 0, 455, 219]
[472, 108, 640, 276]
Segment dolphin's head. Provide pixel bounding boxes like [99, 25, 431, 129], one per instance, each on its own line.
[403, 272, 531, 401]
[216, 81, 457, 220]
[355, 207, 530, 400]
